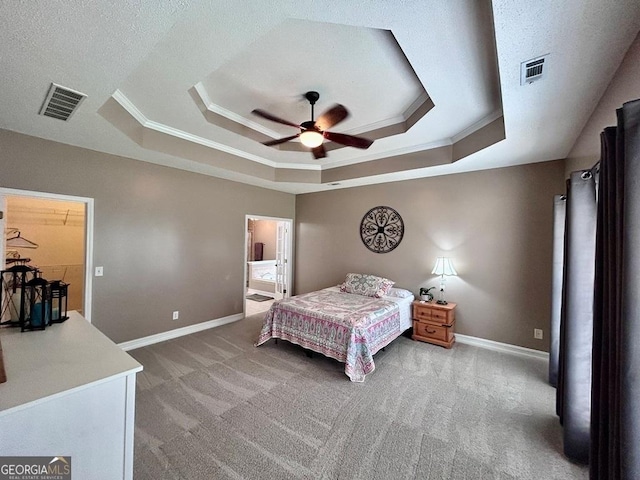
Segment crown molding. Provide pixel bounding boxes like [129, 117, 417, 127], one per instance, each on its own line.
[450, 109, 503, 144]
[193, 83, 281, 138]
[112, 89, 280, 167]
[108, 91, 501, 176]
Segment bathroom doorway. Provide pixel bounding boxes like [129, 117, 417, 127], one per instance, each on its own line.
[244, 215, 293, 317]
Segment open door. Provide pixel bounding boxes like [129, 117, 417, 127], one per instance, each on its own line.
[274, 221, 290, 300]
[245, 215, 292, 309]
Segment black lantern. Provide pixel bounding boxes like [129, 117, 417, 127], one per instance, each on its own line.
[48, 280, 69, 324]
[24, 276, 50, 331]
[0, 264, 37, 328]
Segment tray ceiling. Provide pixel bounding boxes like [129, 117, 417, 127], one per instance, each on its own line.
[1, 1, 639, 193]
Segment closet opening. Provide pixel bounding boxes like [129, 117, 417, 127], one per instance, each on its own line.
[0, 188, 94, 322]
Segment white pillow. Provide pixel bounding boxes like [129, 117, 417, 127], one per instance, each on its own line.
[386, 287, 413, 298]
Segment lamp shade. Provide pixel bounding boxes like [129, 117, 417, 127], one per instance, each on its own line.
[432, 257, 457, 276]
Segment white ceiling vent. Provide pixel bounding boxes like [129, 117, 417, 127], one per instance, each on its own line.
[520, 54, 549, 85]
[39, 83, 87, 121]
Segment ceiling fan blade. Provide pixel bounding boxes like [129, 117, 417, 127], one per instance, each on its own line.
[315, 104, 349, 131]
[324, 131, 374, 149]
[263, 134, 299, 147]
[311, 144, 327, 159]
[251, 109, 300, 128]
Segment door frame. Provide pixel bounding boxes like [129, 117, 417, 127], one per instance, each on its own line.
[0, 187, 95, 322]
[244, 215, 293, 312]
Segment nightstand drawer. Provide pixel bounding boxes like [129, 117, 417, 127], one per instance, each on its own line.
[414, 321, 449, 342]
[431, 309, 448, 322]
[414, 308, 432, 321]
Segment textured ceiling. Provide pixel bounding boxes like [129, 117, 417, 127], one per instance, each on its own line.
[1, 1, 639, 194]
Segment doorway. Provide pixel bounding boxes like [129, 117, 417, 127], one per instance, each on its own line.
[244, 215, 293, 317]
[0, 188, 94, 321]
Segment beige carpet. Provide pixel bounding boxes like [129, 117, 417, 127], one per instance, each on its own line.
[130, 313, 588, 479]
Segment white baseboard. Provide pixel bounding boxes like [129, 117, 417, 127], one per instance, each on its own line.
[118, 313, 244, 351]
[117, 314, 549, 361]
[455, 333, 549, 360]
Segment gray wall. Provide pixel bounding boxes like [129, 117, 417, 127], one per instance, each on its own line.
[0, 129, 295, 343]
[295, 160, 566, 351]
[565, 30, 640, 176]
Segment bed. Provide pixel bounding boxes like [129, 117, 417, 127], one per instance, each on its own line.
[255, 275, 414, 382]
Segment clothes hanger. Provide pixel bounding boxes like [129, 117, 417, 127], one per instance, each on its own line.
[5, 230, 39, 249]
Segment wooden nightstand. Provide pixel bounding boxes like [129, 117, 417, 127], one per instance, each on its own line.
[412, 301, 456, 348]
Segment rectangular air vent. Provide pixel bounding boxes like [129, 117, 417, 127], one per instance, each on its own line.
[39, 83, 87, 121]
[520, 54, 549, 85]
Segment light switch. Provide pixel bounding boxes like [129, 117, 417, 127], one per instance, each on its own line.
[95, 266, 104, 277]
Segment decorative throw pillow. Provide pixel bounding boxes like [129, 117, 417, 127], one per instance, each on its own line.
[340, 273, 395, 298]
[378, 279, 395, 296]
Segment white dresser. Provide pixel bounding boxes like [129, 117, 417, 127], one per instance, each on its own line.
[0, 312, 142, 479]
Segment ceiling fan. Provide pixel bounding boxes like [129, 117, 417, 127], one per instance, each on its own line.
[251, 91, 374, 159]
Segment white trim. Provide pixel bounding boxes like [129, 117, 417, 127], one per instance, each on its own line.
[193, 82, 282, 139]
[111, 90, 147, 125]
[112, 89, 279, 168]
[83, 198, 94, 322]
[339, 92, 431, 136]
[455, 333, 549, 360]
[194, 82, 430, 141]
[450, 110, 503, 143]
[0, 187, 94, 322]
[404, 92, 432, 119]
[117, 313, 243, 351]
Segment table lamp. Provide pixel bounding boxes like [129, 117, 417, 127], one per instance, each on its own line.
[432, 257, 457, 305]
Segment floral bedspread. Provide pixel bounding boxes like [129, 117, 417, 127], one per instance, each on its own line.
[255, 289, 401, 382]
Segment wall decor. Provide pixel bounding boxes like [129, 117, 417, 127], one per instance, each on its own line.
[360, 206, 404, 253]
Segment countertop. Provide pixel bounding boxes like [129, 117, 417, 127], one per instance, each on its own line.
[0, 311, 142, 416]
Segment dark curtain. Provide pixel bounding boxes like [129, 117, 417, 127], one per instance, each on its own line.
[591, 98, 640, 479]
[549, 194, 566, 387]
[557, 168, 598, 464]
[557, 180, 569, 418]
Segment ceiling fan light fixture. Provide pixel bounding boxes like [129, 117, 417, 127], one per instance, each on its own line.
[299, 130, 324, 148]
[252, 92, 372, 158]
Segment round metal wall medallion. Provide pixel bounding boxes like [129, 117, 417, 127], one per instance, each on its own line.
[360, 206, 404, 253]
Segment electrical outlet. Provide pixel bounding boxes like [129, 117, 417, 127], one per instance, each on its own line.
[172, 311, 179, 321]
[95, 266, 104, 277]
[534, 328, 543, 340]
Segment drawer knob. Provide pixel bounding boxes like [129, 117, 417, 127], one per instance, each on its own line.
[426, 328, 437, 334]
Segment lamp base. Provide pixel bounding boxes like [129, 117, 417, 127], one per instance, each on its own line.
[436, 300, 448, 305]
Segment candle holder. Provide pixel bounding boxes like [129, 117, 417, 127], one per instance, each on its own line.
[48, 280, 69, 324]
[0, 265, 37, 328]
[24, 276, 51, 331]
